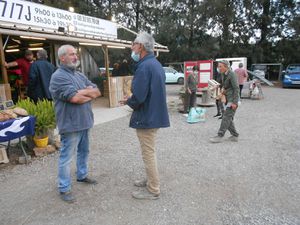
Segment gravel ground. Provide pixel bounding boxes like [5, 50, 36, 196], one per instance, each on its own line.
[0, 85, 299, 225]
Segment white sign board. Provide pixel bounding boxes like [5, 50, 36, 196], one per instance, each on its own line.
[199, 72, 211, 83]
[199, 63, 211, 70]
[0, 0, 117, 39]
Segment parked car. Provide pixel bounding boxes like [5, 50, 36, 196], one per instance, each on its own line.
[163, 67, 184, 84]
[282, 64, 300, 88]
[99, 67, 113, 76]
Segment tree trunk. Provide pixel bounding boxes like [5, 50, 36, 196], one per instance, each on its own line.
[258, 0, 271, 62]
[188, 0, 195, 48]
[135, 1, 140, 32]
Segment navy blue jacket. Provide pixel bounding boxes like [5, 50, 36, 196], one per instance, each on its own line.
[28, 59, 56, 102]
[127, 53, 170, 129]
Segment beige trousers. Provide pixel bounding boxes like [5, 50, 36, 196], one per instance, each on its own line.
[136, 128, 160, 195]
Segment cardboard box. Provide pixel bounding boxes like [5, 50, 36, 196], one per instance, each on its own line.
[0, 84, 12, 102]
[4, 84, 12, 101]
[0, 85, 5, 102]
[108, 76, 133, 108]
[0, 147, 9, 164]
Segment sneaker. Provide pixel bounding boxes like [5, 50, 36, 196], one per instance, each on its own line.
[77, 177, 98, 185]
[209, 135, 224, 143]
[134, 179, 147, 187]
[218, 115, 223, 120]
[132, 189, 160, 200]
[59, 191, 76, 203]
[228, 135, 238, 142]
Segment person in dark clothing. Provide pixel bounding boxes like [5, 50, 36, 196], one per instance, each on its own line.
[210, 60, 240, 143]
[119, 59, 130, 76]
[213, 62, 224, 119]
[112, 63, 120, 77]
[28, 49, 56, 102]
[183, 65, 198, 114]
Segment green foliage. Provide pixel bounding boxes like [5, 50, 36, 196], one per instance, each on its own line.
[16, 99, 56, 138]
[15, 98, 36, 116]
[39, 0, 300, 67]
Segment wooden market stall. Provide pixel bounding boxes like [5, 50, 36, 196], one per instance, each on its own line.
[0, 0, 169, 107]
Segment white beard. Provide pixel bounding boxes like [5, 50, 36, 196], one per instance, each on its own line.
[66, 60, 80, 70]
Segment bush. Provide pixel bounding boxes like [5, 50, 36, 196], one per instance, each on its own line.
[16, 99, 56, 138]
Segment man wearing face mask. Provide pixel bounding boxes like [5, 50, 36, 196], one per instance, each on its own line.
[120, 32, 170, 200]
[213, 61, 224, 119]
[183, 65, 198, 114]
[49, 45, 101, 203]
[210, 60, 239, 143]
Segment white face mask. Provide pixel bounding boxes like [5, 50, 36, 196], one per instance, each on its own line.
[131, 51, 140, 62]
[217, 68, 220, 73]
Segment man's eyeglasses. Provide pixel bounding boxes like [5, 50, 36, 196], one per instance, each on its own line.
[132, 42, 140, 46]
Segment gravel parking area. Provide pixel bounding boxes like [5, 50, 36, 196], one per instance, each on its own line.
[0, 85, 299, 225]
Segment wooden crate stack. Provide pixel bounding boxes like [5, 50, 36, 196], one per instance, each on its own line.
[108, 76, 133, 108]
[103, 80, 109, 97]
[0, 84, 12, 102]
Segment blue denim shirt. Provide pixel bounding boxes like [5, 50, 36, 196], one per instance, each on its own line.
[127, 53, 170, 129]
[49, 65, 96, 134]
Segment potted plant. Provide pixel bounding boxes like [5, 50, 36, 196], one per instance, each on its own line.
[16, 99, 56, 148]
[33, 99, 56, 147]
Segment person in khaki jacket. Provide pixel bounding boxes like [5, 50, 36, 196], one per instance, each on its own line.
[210, 60, 240, 143]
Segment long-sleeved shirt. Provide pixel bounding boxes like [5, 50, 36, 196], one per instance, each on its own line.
[234, 68, 248, 85]
[49, 65, 97, 134]
[222, 70, 240, 104]
[186, 72, 198, 92]
[28, 59, 56, 102]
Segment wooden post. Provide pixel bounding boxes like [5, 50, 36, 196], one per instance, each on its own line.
[103, 45, 110, 78]
[103, 45, 112, 106]
[0, 34, 8, 84]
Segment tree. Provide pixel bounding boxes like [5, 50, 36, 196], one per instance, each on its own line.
[30, 0, 300, 67]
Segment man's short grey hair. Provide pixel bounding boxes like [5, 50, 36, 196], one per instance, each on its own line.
[134, 32, 155, 53]
[218, 60, 230, 68]
[37, 49, 47, 59]
[58, 44, 75, 58]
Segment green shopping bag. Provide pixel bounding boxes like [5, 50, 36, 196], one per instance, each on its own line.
[187, 107, 206, 123]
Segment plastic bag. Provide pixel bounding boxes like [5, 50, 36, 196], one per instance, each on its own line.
[252, 86, 259, 96]
[187, 107, 206, 123]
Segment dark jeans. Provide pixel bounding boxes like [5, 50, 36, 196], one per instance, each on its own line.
[184, 91, 196, 113]
[218, 107, 239, 137]
[239, 85, 243, 98]
[216, 99, 224, 115]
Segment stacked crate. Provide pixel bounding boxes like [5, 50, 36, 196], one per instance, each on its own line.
[0, 84, 12, 102]
[108, 76, 133, 107]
